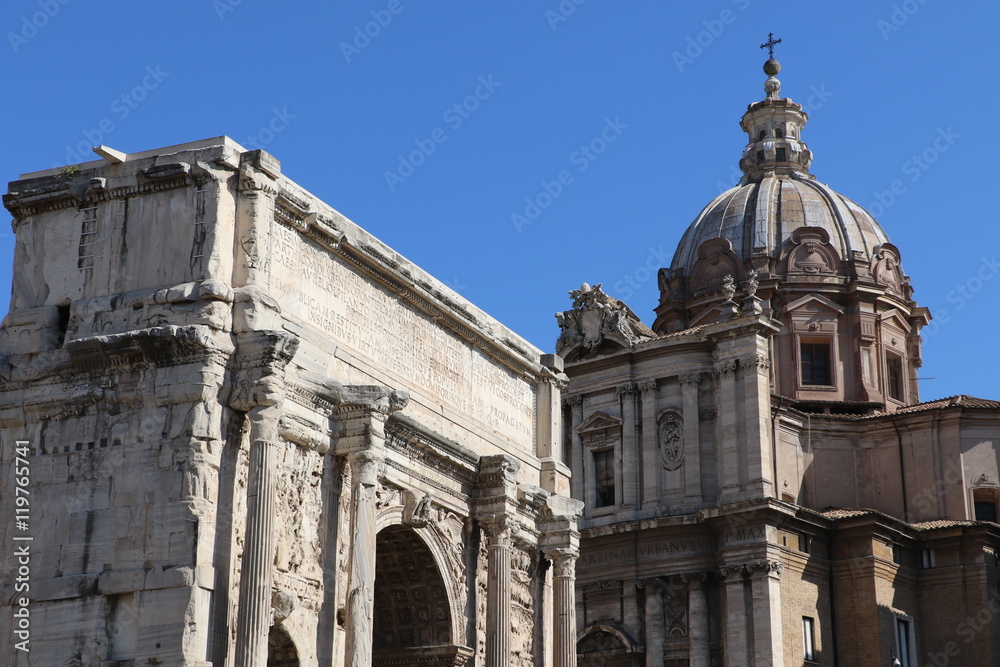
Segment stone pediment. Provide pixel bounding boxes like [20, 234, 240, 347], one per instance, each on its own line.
[576, 411, 623, 435]
[781, 226, 841, 277]
[782, 293, 845, 314]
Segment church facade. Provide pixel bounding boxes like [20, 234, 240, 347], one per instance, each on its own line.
[0, 138, 582, 666]
[559, 57, 1000, 666]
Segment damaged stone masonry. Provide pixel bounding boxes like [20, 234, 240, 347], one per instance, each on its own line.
[0, 138, 582, 666]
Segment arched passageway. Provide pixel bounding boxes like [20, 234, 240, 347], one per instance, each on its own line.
[267, 626, 299, 667]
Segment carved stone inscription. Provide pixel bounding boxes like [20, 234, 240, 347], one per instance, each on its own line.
[578, 537, 717, 568]
[270, 224, 535, 449]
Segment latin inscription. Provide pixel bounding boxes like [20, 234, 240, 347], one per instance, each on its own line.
[579, 537, 718, 568]
[269, 223, 535, 449]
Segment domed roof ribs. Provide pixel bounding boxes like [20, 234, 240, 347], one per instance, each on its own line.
[753, 175, 777, 259]
[672, 186, 742, 272]
[792, 173, 853, 265]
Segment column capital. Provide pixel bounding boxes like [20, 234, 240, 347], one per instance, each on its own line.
[548, 549, 578, 579]
[615, 382, 638, 396]
[678, 371, 703, 386]
[717, 564, 744, 580]
[740, 354, 771, 374]
[229, 330, 299, 412]
[746, 559, 783, 579]
[561, 393, 583, 407]
[681, 571, 708, 586]
[636, 576, 666, 591]
[713, 359, 738, 379]
[637, 379, 657, 393]
[333, 385, 409, 456]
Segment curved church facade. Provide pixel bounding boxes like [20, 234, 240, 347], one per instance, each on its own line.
[560, 57, 1000, 666]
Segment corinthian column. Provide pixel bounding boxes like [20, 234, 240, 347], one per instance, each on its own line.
[333, 386, 408, 667]
[484, 516, 516, 667]
[231, 331, 299, 667]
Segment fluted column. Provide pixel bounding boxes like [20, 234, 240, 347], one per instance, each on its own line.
[551, 550, 579, 667]
[617, 383, 639, 507]
[329, 386, 409, 667]
[640, 578, 664, 667]
[748, 559, 784, 667]
[682, 572, 710, 667]
[638, 381, 659, 508]
[344, 448, 383, 667]
[719, 564, 747, 667]
[484, 516, 515, 667]
[231, 331, 298, 667]
[477, 454, 521, 667]
[679, 372, 703, 504]
[234, 411, 280, 666]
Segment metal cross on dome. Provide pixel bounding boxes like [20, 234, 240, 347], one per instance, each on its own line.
[760, 32, 782, 58]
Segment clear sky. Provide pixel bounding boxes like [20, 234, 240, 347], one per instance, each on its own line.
[2, 1, 997, 401]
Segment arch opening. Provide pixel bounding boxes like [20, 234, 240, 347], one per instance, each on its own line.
[267, 626, 300, 667]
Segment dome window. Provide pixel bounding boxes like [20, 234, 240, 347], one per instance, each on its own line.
[801, 341, 831, 386]
[775, 127, 784, 138]
[776, 147, 787, 161]
[759, 129, 766, 141]
[756, 150, 765, 163]
[886, 353, 904, 401]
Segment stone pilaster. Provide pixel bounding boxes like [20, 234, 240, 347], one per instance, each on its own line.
[740, 353, 774, 498]
[230, 330, 299, 667]
[714, 360, 741, 500]
[679, 372, 703, 505]
[616, 383, 639, 508]
[682, 572, 710, 667]
[563, 395, 584, 503]
[538, 355, 572, 496]
[748, 559, 784, 667]
[718, 564, 747, 667]
[639, 578, 664, 667]
[638, 380, 659, 508]
[333, 386, 409, 667]
[550, 550, 579, 667]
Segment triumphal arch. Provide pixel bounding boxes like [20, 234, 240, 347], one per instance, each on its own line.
[0, 138, 581, 666]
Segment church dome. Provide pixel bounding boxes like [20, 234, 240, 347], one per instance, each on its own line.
[669, 174, 892, 276]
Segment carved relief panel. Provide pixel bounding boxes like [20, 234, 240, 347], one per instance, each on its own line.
[782, 226, 840, 277]
[657, 410, 684, 471]
[688, 238, 742, 297]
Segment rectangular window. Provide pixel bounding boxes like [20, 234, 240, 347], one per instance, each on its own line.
[887, 354, 904, 400]
[921, 548, 936, 569]
[593, 449, 615, 508]
[892, 543, 904, 566]
[802, 616, 816, 661]
[776, 147, 787, 161]
[895, 617, 913, 667]
[801, 341, 832, 386]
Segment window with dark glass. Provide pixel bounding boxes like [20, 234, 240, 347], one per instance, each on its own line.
[776, 147, 787, 161]
[757, 150, 765, 163]
[975, 502, 997, 522]
[801, 341, 832, 386]
[895, 617, 913, 667]
[775, 127, 785, 138]
[593, 449, 615, 508]
[887, 354, 904, 400]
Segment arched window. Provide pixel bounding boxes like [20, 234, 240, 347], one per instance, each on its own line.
[775, 127, 785, 138]
[758, 129, 766, 141]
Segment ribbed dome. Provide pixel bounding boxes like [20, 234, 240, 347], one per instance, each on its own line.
[670, 173, 891, 274]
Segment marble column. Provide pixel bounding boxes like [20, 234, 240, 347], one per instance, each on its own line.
[749, 560, 784, 667]
[343, 448, 383, 667]
[484, 517, 515, 667]
[679, 372, 703, 505]
[233, 408, 281, 667]
[719, 564, 747, 667]
[551, 550, 579, 667]
[640, 578, 664, 667]
[638, 381, 659, 508]
[682, 573, 710, 667]
[230, 331, 298, 667]
[617, 383, 639, 507]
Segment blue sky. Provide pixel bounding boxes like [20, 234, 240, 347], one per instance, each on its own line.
[2, 1, 997, 401]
